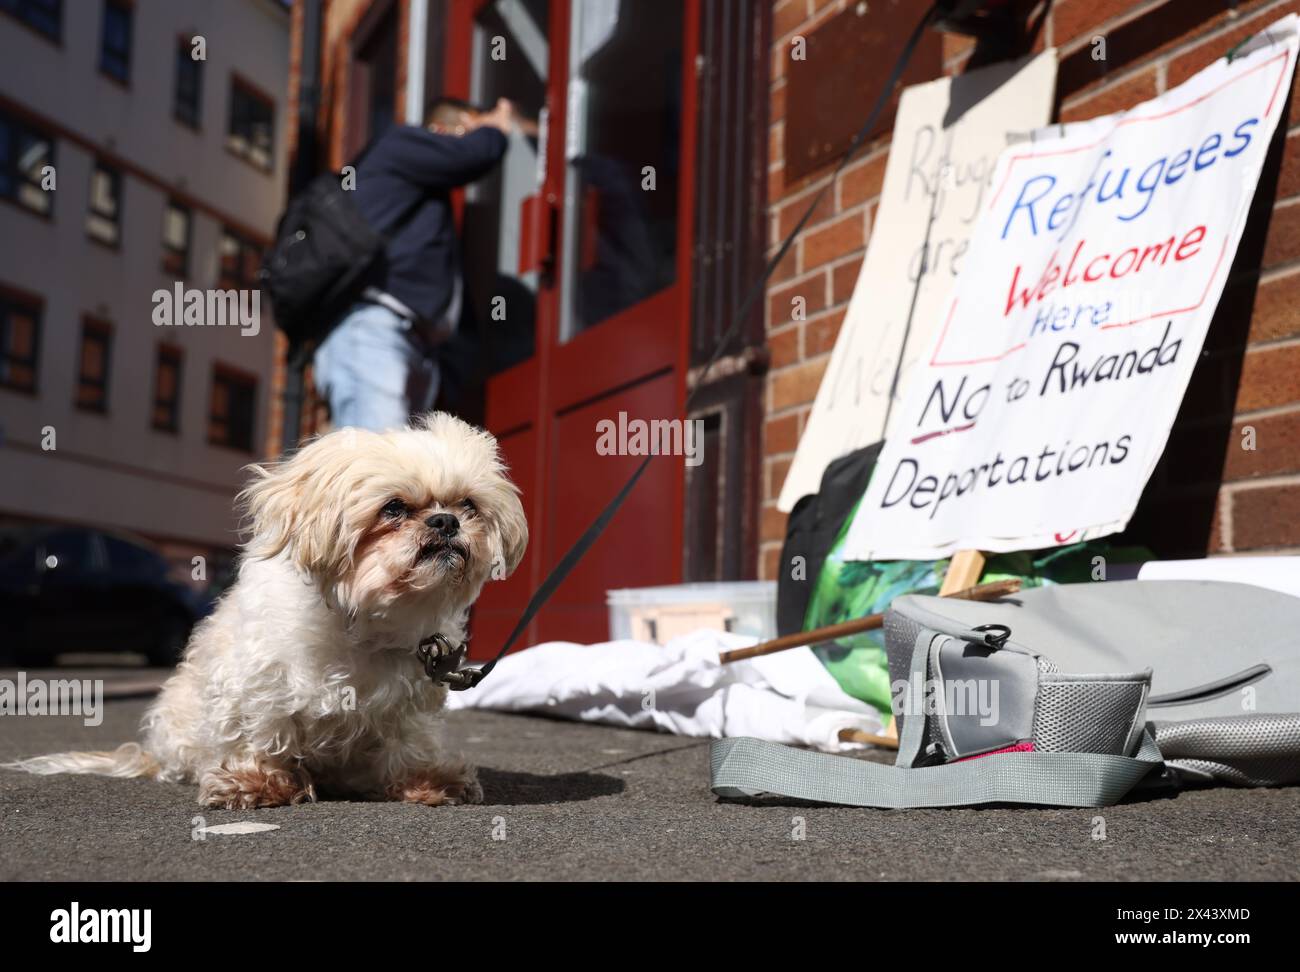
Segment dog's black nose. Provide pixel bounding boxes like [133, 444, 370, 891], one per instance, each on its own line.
[426, 512, 459, 538]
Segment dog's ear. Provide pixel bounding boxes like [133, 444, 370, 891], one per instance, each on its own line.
[239, 432, 358, 576]
[490, 486, 529, 579]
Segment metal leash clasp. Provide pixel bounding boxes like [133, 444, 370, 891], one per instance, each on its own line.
[416, 634, 485, 691]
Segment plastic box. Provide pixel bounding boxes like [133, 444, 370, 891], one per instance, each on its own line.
[606, 581, 778, 645]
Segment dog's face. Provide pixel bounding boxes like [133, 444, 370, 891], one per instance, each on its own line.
[240, 413, 527, 627]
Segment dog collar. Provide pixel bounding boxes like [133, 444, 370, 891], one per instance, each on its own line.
[415, 634, 484, 691]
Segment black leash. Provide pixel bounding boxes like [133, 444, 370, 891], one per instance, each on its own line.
[426, 1, 943, 690]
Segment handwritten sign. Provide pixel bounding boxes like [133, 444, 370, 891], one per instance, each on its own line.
[844, 16, 1299, 561]
[778, 52, 1058, 511]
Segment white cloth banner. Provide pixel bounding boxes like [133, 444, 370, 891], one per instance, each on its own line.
[778, 52, 1058, 511]
[445, 630, 884, 753]
[845, 17, 1299, 561]
[1138, 556, 1300, 599]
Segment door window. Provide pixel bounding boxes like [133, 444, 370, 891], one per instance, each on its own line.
[462, 0, 550, 382]
[559, 0, 683, 339]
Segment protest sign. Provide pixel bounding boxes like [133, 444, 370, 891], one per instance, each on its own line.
[843, 16, 1299, 561]
[778, 52, 1057, 511]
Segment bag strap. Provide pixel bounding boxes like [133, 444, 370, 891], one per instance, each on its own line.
[443, 0, 945, 691]
[709, 625, 1165, 808]
[709, 732, 1165, 809]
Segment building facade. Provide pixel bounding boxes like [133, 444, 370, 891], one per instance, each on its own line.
[0, 0, 291, 568]
[282, 0, 1300, 649]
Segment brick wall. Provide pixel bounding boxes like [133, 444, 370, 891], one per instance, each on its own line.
[759, 0, 1300, 578]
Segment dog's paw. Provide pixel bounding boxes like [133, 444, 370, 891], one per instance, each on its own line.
[198, 763, 316, 810]
[387, 765, 483, 807]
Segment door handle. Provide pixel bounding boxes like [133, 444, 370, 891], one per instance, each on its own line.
[518, 192, 559, 279]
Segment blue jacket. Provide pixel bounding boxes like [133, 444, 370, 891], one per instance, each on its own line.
[353, 124, 507, 324]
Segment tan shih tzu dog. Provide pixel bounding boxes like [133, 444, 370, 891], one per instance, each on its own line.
[5, 413, 527, 809]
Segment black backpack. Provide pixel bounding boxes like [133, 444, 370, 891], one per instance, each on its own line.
[259, 160, 424, 356]
[775, 441, 883, 636]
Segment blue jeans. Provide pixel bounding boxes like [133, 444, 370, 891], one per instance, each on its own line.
[313, 302, 440, 431]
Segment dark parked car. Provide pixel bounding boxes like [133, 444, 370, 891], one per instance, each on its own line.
[0, 526, 212, 667]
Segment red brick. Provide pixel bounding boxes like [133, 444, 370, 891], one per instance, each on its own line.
[1223, 409, 1300, 480]
[770, 356, 829, 412]
[839, 150, 888, 208]
[773, 0, 808, 40]
[771, 82, 787, 124]
[768, 165, 784, 202]
[769, 122, 783, 165]
[831, 253, 865, 304]
[775, 186, 835, 240]
[1262, 203, 1300, 270]
[1058, 68, 1158, 123]
[1056, 0, 1276, 104]
[761, 504, 789, 543]
[767, 456, 793, 502]
[768, 274, 828, 326]
[759, 543, 782, 580]
[1235, 342, 1300, 412]
[1167, 1, 1300, 90]
[771, 44, 787, 83]
[802, 212, 865, 271]
[1231, 482, 1300, 549]
[769, 242, 799, 284]
[1053, 0, 1146, 46]
[1250, 270, 1300, 343]
[805, 307, 846, 356]
[765, 412, 801, 455]
[768, 324, 801, 369]
[1279, 130, 1300, 200]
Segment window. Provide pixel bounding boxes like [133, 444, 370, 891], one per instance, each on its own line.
[86, 160, 122, 247]
[0, 0, 61, 43]
[217, 228, 261, 290]
[162, 199, 190, 276]
[98, 0, 132, 85]
[226, 76, 274, 170]
[0, 287, 41, 393]
[174, 35, 203, 128]
[151, 344, 182, 433]
[76, 317, 112, 412]
[0, 109, 55, 217]
[209, 365, 256, 452]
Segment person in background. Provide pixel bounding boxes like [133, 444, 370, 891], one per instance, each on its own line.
[313, 97, 520, 431]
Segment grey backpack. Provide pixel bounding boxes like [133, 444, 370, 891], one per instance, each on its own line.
[710, 580, 1300, 807]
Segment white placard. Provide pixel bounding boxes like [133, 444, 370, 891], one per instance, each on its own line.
[844, 16, 1299, 561]
[778, 52, 1058, 511]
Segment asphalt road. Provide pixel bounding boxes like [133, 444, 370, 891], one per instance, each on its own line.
[1, 668, 1298, 881]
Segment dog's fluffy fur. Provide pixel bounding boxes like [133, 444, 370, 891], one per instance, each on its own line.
[4, 413, 527, 808]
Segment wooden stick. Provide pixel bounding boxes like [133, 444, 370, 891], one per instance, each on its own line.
[718, 577, 1021, 664]
[839, 727, 900, 750]
[940, 549, 987, 595]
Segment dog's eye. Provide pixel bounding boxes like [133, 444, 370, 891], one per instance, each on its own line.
[381, 498, 409, 520]
[459, 498, 478, 517]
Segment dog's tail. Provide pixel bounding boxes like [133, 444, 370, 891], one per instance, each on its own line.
[2, 743, 160, 779]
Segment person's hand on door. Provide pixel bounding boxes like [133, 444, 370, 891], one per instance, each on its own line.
[471, 98, 517, 134]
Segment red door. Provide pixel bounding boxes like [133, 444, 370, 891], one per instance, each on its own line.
[445, 0, 699, 653]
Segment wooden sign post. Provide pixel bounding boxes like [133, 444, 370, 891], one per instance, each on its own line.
[939, 549, 987, 596]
